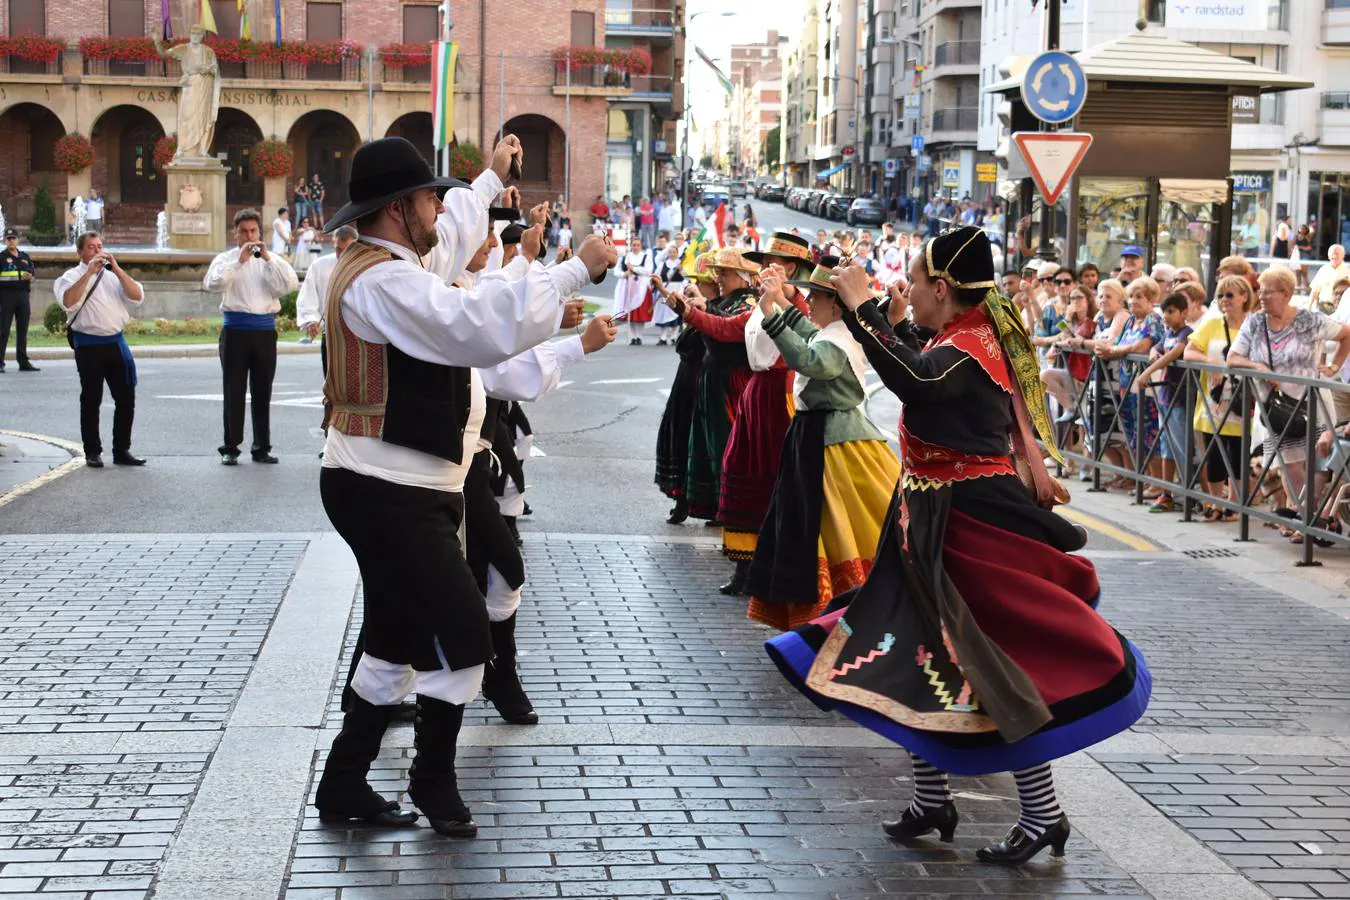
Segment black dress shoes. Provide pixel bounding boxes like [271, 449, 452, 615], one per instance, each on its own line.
[318, 801, 418, 827]
[976, 816, 1070, 866]
[85, 454, 104, 468]
[882, 802, 959, 843]
[112, 452, 146, 466]
[17, 363, 39, 372]
[252, 453, 279, 464]
[718, 561, 750, 596]
[667, 499, 689, 525]
[220, 452, 240, 466]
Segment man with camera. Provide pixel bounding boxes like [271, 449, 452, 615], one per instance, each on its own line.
[204, 209, 300, 465]
[53, 232, 146, 467]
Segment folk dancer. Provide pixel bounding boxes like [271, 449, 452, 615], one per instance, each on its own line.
[681, 249, 759, 525]
[54, 233, 146, 467]
[652, 242, 684, 346]
[313, 136, 617, 837]
[296, 224, 359, 374]
[746, 260, 900, 629]
[652, 251, 719, 524]
[204, 209, 300, 465]
[614, 238, 657, 344]
[765, 228, 1151, 865]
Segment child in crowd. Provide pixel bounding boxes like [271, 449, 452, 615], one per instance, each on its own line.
[1130, 292, 1194, 512]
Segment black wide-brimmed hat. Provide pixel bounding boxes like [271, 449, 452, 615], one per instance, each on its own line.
[324, 137, 469, 233]
[923, 226, 997, 290]
[500, 223, 525, 245]
[745, 231, 811, 265]
[489, 207, 522, 222]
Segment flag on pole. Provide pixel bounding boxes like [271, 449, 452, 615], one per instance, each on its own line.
[273, 0, 283, 46]
[431, 41, 458, 151]
[694, 45, 733, 96]
[161, 0, 172, 39]
[712, 200, 729, 248]
[198, 0, 218, 33]
[238, 0, 250, 40]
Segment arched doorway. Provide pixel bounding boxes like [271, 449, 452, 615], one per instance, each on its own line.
[287, 111, 360, 207]
[497, 114, 566, 206]
[91, 105, 167, 205]
[0, 103, 67, 223]
[386, 113, 434, 167]
[211, 108, 264, 206]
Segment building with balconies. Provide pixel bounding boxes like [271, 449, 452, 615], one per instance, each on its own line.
[915, 0, 986, 200]
[0, 0, 650, 240]
[599, 0, 684, 206]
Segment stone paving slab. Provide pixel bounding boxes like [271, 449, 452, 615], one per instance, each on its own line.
[1100, 752, 1350, 899]
[0, 537, 306, 899]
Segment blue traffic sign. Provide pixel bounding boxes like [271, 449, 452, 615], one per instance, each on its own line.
[911, 135, 925, 152]
[1020, 50, 1087, 125]
[917, 154, 932, 173]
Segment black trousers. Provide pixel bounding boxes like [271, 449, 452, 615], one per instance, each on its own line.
[75, 342, 135, 456]
[0, 290, 30, 366]
[219, 327, 277, 455]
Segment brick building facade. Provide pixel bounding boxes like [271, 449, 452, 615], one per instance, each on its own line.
[0, 0, 681, 241]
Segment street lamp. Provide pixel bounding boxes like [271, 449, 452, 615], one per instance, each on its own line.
[681, 10, 736, 229]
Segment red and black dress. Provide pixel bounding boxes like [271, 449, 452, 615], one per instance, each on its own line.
[766, 301, 1152, 775]
[655, 324, 705, 501]
[683, 296, 807, 558]
[683, 288, 756, 520]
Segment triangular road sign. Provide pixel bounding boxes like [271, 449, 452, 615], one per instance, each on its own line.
[1013, 132, 1093, 206]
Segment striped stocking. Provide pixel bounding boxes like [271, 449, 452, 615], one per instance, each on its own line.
[1013, 763, 1063, 839]
[906, 753, 952, 816]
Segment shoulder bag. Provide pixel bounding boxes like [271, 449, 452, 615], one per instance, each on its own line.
[1260, 317, 1308, 441]
[65, 266, 106, 351]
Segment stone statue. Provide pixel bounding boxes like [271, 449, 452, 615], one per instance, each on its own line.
[154, 25, 221, 160]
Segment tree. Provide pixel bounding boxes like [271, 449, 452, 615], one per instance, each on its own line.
[699, 154, 714, 169]
[761, 125, 781, 172]
[30, 178, 57, 238]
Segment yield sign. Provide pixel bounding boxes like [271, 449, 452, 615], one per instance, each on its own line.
[1013, 132, 1093, 206]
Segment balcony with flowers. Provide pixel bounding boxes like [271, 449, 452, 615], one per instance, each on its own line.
[551, 46, 653, 98]
[77, 36, 366, 82]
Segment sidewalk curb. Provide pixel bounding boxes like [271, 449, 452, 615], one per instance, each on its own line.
[9, 342, 322, 361]
[0, 429, 83, 509]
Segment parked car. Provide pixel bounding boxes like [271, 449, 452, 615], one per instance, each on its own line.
[806, 189, 830, 217]
[847, 197, 887, 226]
[786, 188, 804, 209]
[764, 184, 786, 202]
[825, 193, 856, 220]
[729, 181, 748, 197]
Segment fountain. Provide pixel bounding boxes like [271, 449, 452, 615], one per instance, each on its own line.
[155, 211, 169, 250]
[71, 195, 87, 244]
[0, 203, 6, 238]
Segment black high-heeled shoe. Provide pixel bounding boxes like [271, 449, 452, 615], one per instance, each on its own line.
[881, 801, 958, 843]
[976, 816, 1070, 866]
[667, 499, 688, 525]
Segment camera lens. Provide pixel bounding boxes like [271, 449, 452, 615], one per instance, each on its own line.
[253, 249, 262, 258]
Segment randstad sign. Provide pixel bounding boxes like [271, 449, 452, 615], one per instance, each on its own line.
[1165, 0, 1266, 30]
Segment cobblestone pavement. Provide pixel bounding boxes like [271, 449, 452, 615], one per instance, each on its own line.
[6, 529, 1350, 898]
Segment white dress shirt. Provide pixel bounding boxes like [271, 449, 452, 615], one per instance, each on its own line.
[425, 169, 504, 283]
[295, 252, 337, 329]
[744, 305, 782, 372]
[53, 263, 144, 336]
[204, 249, 299, 313]
[270, 217, 291, 254]
[321, 235, 589, 492]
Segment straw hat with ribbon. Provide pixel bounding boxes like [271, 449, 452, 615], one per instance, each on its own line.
[744, 231, 812, 267]
[787, 255, 842, 295]
[711, 247, 761, 275]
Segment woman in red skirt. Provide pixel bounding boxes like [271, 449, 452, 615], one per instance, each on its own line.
[683, 232, 813, 595]
[766, 227, 1151, 866]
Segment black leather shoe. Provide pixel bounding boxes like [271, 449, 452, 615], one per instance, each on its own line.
[718, 561, 749, 596]
[85, 454, 104, 468]
[220, 452, 239, 466]
[318, 800, 418, 827]
[17, 363, 39, 372]
[667, 499, 689, 525]
[252, 453, 279, 464]
[426, 816, 478, 838]
[976, 816, 1070, 866]
[882, 802, 959, 843]
[112, 452, 146, 466]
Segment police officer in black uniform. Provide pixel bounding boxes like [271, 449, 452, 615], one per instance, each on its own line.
[0, 229, 39, 373]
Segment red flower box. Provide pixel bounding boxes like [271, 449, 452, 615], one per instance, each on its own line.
[381, 42, 433, 68]
[54, 133, 95, 174]
[0, 34, 67, 64]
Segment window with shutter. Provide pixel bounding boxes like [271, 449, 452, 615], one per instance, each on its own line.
[401, 5, 437, 83]
[306, 3, 342, 79]
[8, 0, 47, 73]
[109, 0, 147, 75]
[570, 11, 594, 47]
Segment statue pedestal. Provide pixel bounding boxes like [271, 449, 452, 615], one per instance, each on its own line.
[163, 157, 228, 252]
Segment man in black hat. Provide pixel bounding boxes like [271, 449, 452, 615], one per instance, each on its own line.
[313, 135, 616, 838]
[0, 228, 38, 372]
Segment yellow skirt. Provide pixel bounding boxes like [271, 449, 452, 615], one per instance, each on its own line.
[748, 438, 900, 630]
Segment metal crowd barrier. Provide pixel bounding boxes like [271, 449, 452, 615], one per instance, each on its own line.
[1049, 348, 1350, 566]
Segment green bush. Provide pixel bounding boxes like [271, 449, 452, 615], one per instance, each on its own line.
[30, 179, 57, 237]
[275, 315, 297, 333]
[279, 289, 297, 319]
[43, 302, 67, 335]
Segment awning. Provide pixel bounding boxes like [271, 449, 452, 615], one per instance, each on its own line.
[816, 163, 848, 180]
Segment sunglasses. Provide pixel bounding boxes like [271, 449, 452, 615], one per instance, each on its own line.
[1220, 292, 1237, 299]
[1054, 278, 1074, 285]
[1039, 276, 1054, 282]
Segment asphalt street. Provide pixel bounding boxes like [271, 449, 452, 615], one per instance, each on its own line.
[0, 342, 690, 536]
